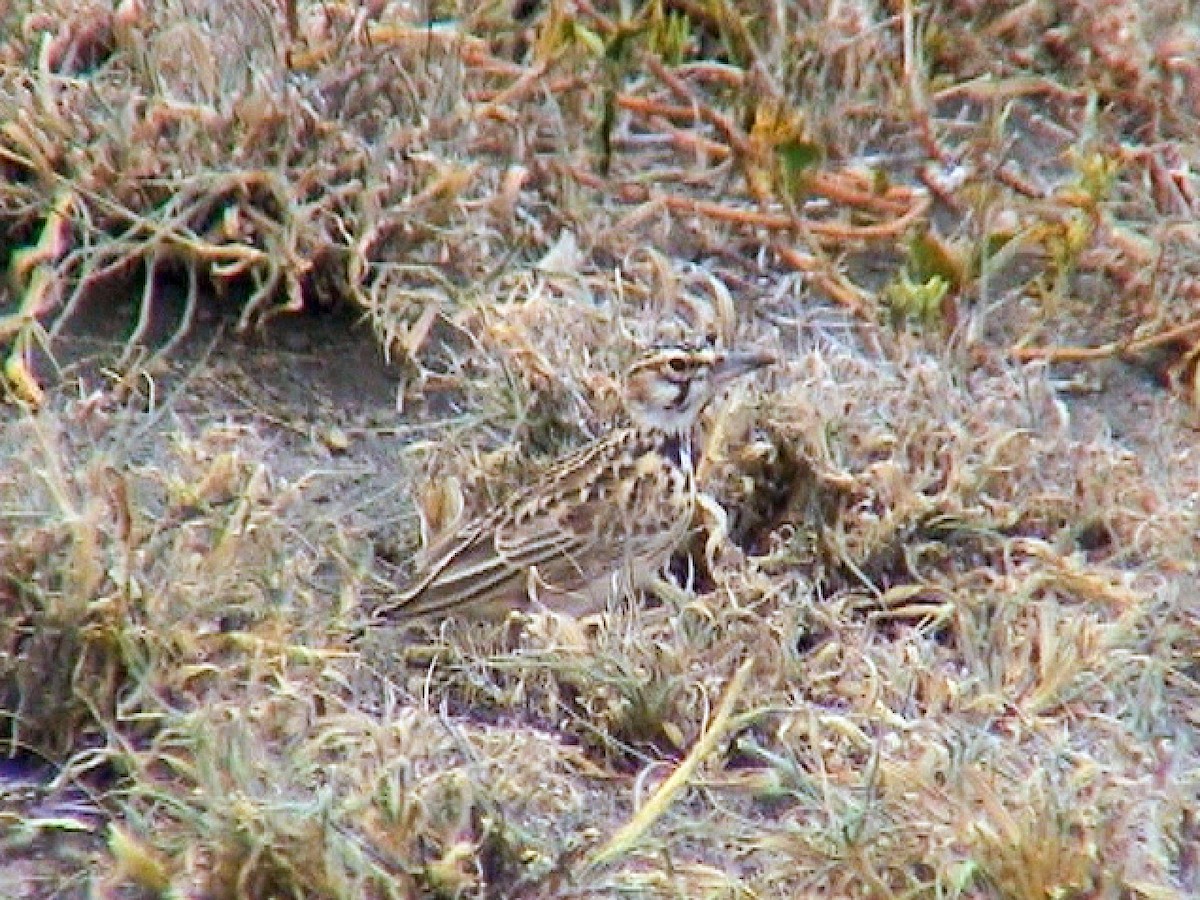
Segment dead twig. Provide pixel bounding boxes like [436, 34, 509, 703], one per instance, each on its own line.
[1010, 317, 1200, 363]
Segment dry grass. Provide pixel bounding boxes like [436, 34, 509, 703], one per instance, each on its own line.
[2, 0, 1199, 897]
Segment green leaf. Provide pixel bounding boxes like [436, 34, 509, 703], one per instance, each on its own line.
[777, 139, 824, 194]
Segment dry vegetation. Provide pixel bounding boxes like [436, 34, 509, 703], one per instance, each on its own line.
[2, 0, 1199, 897]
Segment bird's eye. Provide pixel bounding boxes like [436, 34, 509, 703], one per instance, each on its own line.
[666, 357, 689, 374]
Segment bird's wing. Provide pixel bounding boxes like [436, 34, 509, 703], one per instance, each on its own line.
[370, 432, 644, 622]
[370, 505, 597, 622]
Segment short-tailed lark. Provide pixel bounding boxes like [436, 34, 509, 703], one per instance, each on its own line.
[367, 345, 775, 624]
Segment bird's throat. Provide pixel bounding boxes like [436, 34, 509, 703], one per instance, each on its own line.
[660, 432, 690, 469]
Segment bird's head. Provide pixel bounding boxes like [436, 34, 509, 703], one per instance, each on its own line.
[624, 345, 775, 433]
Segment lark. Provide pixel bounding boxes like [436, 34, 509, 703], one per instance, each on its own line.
[367, 345, 775, 624]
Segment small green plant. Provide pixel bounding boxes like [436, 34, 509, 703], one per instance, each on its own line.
[883, 230, 965, 328]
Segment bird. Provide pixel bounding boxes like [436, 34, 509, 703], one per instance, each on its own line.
[366, 344, 776, 625]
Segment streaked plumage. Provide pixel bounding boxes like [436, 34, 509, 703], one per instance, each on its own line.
[367, 345, 775, 624]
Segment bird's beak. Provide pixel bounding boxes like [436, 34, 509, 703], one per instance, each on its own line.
[713, 349, 777, 383]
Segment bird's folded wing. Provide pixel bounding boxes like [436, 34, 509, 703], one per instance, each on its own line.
[372, 514, 594, 620]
